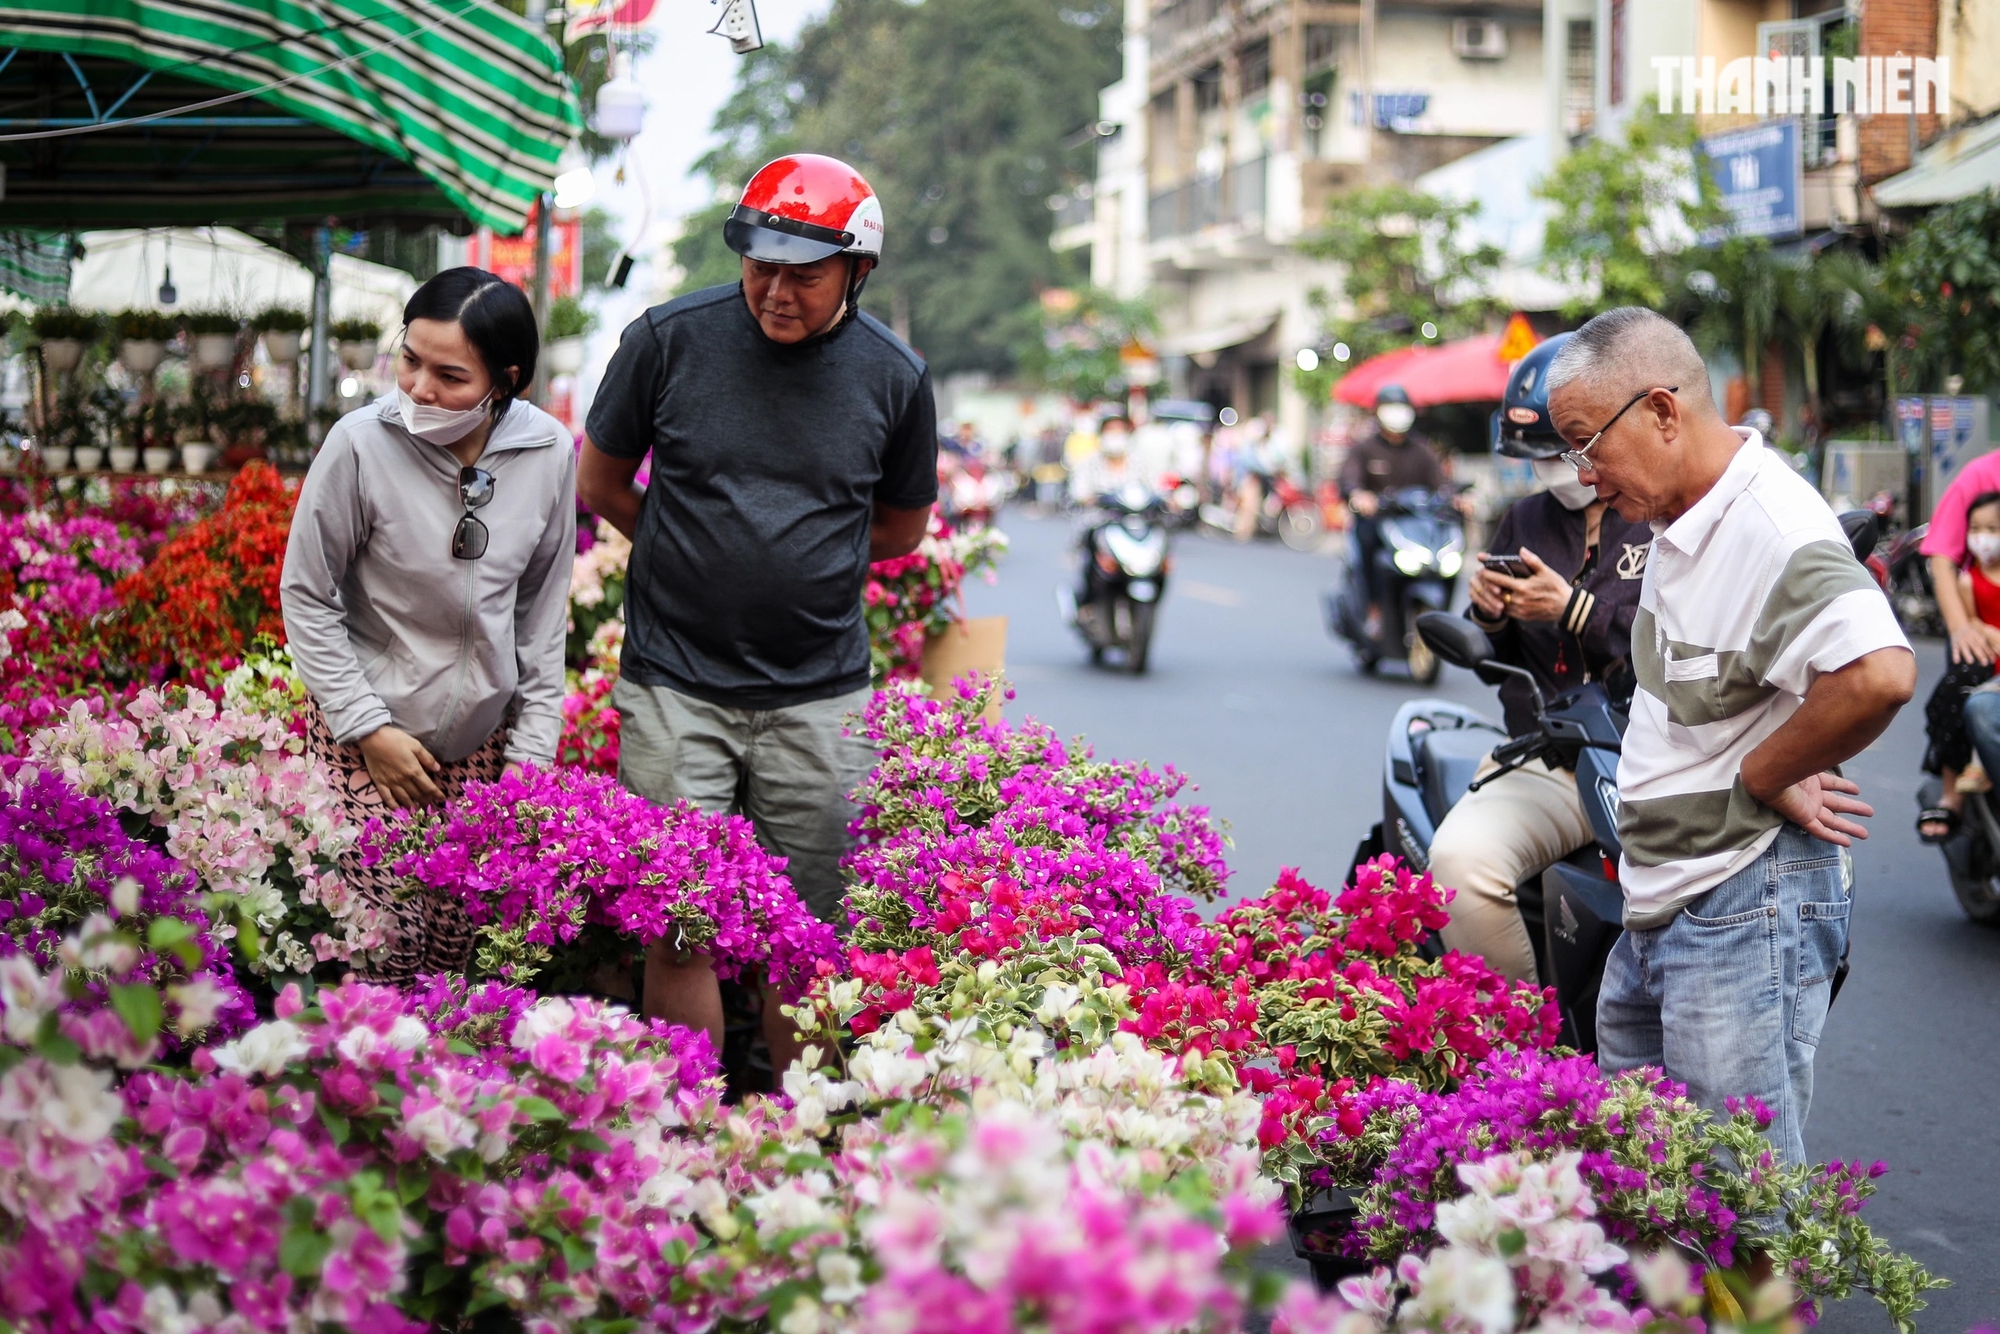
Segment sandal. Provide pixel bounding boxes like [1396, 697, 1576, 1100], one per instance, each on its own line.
[1918, 806, 1961, 844]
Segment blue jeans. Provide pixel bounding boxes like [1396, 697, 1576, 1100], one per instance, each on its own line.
[1964, 689, 2000, 778]
[1596, 823, 1851, 1165]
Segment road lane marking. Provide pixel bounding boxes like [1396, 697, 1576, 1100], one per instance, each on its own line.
[1182, 580, 1243, 607]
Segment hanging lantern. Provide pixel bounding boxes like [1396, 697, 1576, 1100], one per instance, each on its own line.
[592, 51, 646, 142]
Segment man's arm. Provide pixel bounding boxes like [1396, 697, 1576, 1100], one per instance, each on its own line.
[1740, 646, 1917, 844]
[871, 502, 930, 561]
[577, 436, 644, 540]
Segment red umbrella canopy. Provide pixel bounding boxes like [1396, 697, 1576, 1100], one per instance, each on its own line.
[1332, 333, 1512, 408]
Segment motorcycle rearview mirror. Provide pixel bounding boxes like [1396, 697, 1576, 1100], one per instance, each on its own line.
[1837, 509, 1879, 564]
[1414, 612, 1495, 670]
[1415, 611, 1553, 723]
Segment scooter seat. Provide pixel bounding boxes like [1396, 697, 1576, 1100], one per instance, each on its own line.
[1413, 726, 1500, 826]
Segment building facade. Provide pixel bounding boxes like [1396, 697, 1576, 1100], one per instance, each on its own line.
[1058, 0, 1547, 447]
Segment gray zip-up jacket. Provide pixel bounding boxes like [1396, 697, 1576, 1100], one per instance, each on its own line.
[281, 395, 576, 767]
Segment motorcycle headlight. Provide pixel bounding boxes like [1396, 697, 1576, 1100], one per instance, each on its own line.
[1438, 551, 1462, 578]
[1393, 548, 1430, 576]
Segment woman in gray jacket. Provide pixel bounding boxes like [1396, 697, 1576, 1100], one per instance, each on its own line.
[281, 267, 576, 980]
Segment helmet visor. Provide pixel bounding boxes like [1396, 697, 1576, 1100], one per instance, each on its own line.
[725, 209, 852, 264]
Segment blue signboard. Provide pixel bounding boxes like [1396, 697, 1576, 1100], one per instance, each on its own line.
[1697, 120, 1803, 241]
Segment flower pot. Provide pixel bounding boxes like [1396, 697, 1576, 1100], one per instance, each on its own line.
[40, 338, 85, 375]
[143, 446, 176, 475]
[40, 445, 71, 472]
[546, 335, 587, 376]
[180, 442, 214, 475]
[74, 445, 104, 472]
[108, 444, 139, 473]
[1289, 1192, 1375, 1295]
[118, 339, 167, 376]
[261, 330, 302, 362]
[192, 333, 238, 371]
[336, 338, 378, 371]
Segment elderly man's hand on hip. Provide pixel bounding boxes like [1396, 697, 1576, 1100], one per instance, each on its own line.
[1741, 645, 1918, 845]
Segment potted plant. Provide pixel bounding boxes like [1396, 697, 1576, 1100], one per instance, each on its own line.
[544, 295, 596, 376]
[113, 309, 176, 376]
[183, 310, 242, 371]
[330, 317, 382, 371]
[30, 306, 102, 376]
[252, 306, 310, 362]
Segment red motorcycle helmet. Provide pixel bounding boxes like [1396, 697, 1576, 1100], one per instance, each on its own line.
[724, 153, 885, 265]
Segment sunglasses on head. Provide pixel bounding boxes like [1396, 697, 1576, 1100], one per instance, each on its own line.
[452, 465, 494, 560]
[1559, 386, 1679, 471]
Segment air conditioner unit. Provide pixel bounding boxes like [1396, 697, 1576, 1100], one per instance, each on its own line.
[1452, 17, 1507, 60]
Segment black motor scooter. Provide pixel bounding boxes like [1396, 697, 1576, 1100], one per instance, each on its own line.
[1325, 487, 1465, 684]
[1360, 509, 1880, 1049]
[1057, 480, 1171, 674]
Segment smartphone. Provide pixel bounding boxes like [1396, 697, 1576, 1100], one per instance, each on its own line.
[1480, 554, 1533, 579]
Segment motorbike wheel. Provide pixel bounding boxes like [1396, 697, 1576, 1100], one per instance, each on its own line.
[1126, 601, 1157, 674]
[1406, 632, 1439, 685]
[1279, 505, 1321, 553]
[1947, 849, 2000, 925]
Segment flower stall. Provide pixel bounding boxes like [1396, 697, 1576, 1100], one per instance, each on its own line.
[0, 474, 1948, 1332]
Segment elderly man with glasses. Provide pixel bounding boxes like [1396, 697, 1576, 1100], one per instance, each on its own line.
[1544, 307, 1915, 1165]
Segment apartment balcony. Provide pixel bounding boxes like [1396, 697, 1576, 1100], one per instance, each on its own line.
[1149, 155, 1266, 241]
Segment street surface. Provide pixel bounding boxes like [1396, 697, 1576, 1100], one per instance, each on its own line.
[963, 510, 1999, 1330]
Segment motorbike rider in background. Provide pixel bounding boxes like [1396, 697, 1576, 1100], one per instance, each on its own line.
[1341, 385, 1446, 637]
[1068, 415, 1135, 507]
[1425, 334, 1652, 982]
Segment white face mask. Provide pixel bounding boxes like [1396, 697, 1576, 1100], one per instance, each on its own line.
[1376, 403, 1417, 436]
[396, 386, 491, 446]
[1532, 456, 1598, 511]
[1970, 532, 2000, 566]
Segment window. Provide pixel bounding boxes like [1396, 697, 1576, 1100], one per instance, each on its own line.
[1194, 63, 1223, 113]
[1305, 24, 1338, 73]
[1149, 91, 1179, 180]
[1240, 40, 1270, 99]
[1564, 19, 1595, 138]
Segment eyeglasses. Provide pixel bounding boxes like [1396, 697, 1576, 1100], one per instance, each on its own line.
[452, 465, 495, 560]
[1559, 386, 1678, 471]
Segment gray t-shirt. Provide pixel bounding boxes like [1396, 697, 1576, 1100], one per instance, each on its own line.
[585, 283, 938, 709]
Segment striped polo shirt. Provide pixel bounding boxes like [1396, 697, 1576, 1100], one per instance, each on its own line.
[1616, 432, 1908, 927]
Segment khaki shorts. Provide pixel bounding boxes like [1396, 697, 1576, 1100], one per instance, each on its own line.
[611, 677, 876, 927]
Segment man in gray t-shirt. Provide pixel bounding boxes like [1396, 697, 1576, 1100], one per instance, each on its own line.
[578, 154, 937, 1064]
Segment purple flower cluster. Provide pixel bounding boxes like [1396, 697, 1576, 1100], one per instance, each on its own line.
[843, 683, 1230, 972]
[0, 769, 252, 1042]
[370, 766, 840, 999]
[850, 681, 1231, 904]
[0, 511, 145, 622]
[1336, 1049, 1742, 1263]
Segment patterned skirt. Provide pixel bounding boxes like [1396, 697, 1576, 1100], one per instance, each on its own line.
[305, 702, 508, 984]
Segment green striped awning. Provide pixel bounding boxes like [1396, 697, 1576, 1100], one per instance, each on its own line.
[0, 231, 74, 301]
[0, 1, 582, 233]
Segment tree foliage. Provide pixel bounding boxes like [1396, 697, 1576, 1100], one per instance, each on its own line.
[1535, 100, 1720, 318]
[1019, 287, 1156, 404]
[1291, 183, 1502, 400]
[673, 0, 1119, 377]
[1883, 192, 2000, 395]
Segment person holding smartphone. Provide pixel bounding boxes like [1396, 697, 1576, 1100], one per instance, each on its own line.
[1424, 334, 1652, 982]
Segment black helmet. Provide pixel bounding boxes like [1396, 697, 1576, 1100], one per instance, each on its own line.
[1490, 331, 1573, 460]
[1375, 383, 1412, 409]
